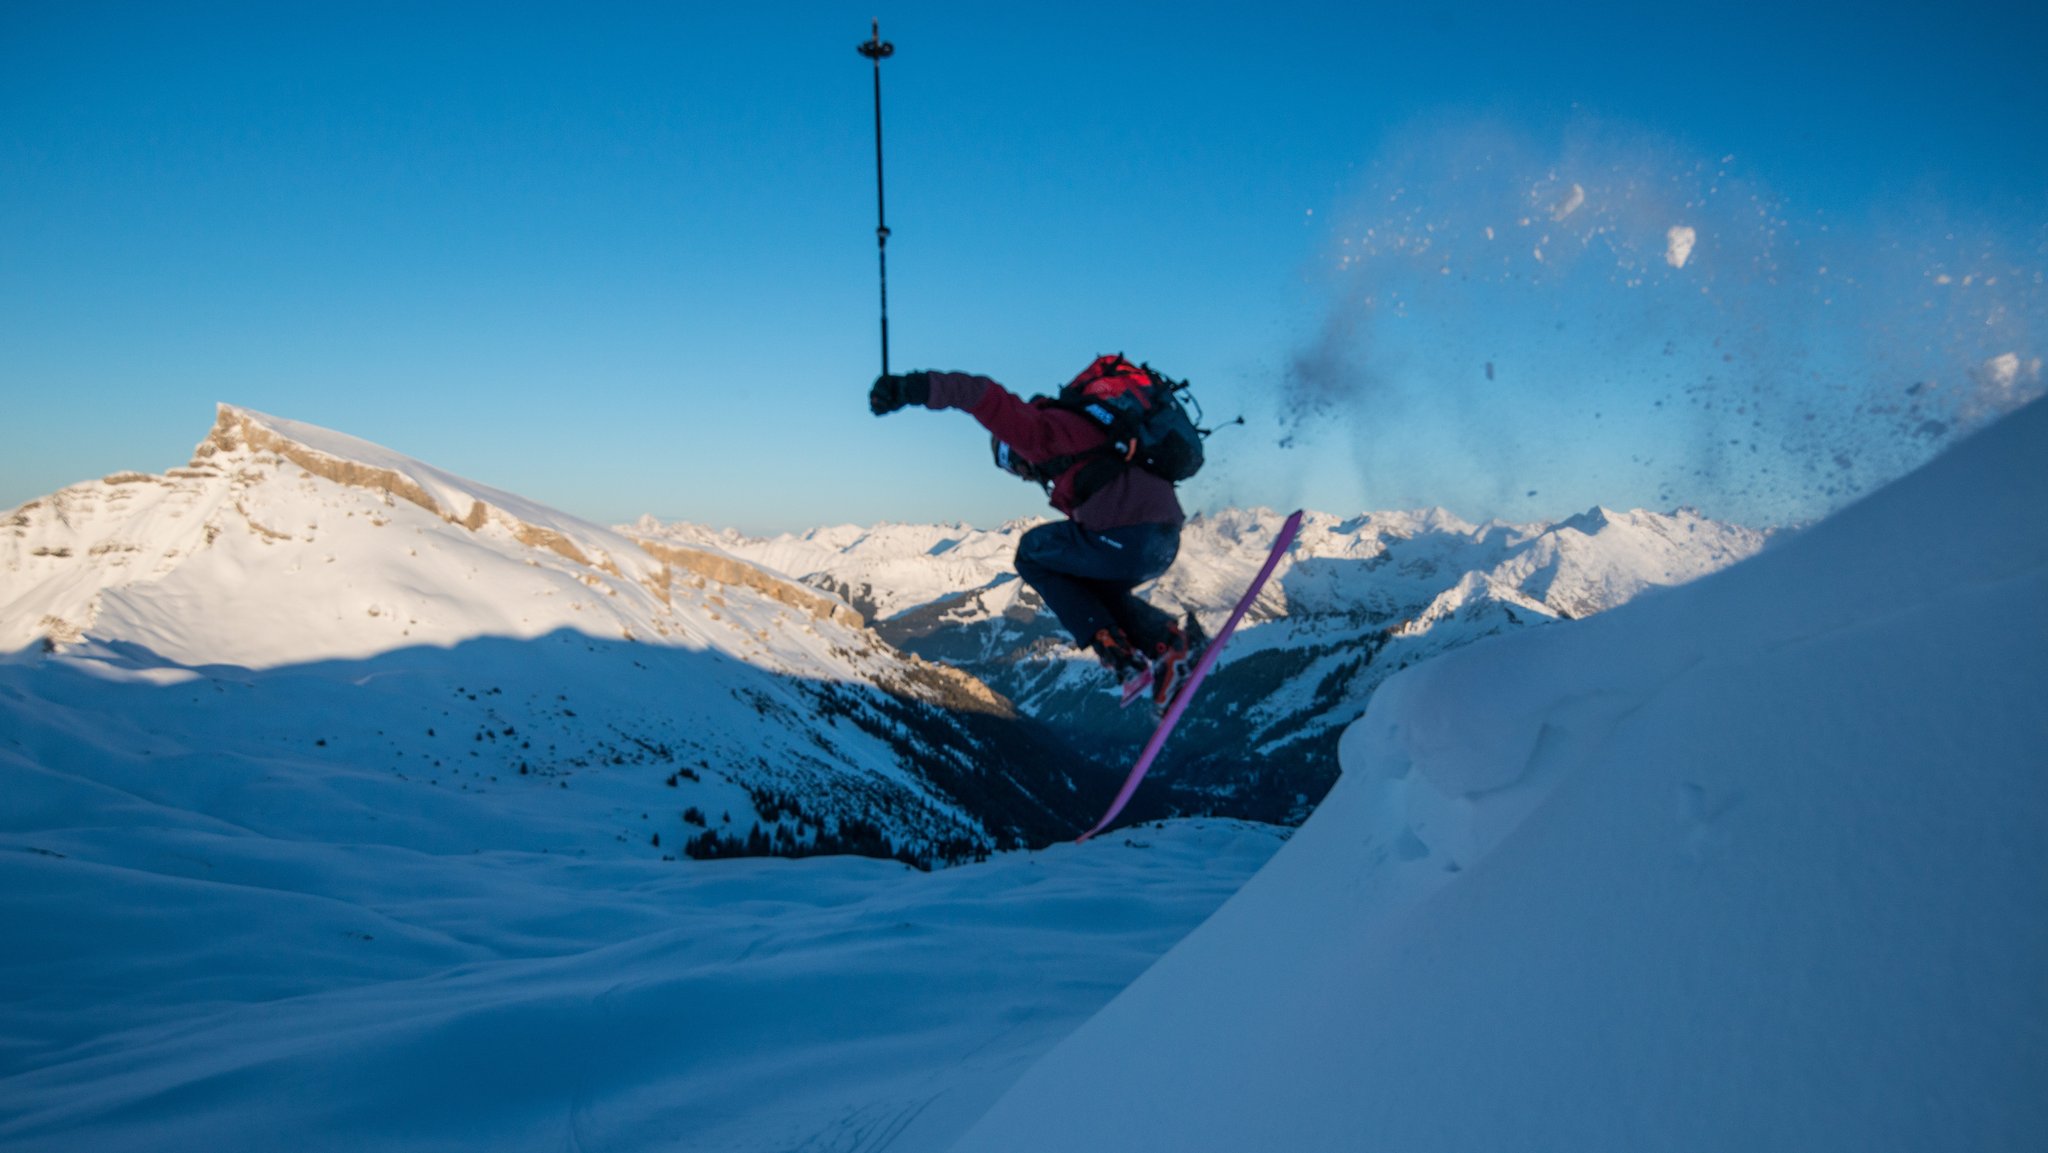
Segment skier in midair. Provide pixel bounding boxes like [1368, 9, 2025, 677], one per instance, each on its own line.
[869, 358, 1204, 709]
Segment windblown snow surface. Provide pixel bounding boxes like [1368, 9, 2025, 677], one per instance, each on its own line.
[957, 400, 2048, 1151]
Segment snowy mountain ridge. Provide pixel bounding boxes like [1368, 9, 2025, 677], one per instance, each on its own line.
[4, 404, 867, 667]
[1, 404, 1098, 862]
[2, 402, 1770, 841]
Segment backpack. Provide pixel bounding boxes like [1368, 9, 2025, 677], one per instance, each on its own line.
[993, 353, 1210, 500]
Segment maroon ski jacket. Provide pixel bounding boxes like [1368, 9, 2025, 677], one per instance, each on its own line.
[923, 371, 1185, 532]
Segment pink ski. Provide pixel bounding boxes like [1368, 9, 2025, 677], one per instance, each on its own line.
[1077, 510, 1305, 842]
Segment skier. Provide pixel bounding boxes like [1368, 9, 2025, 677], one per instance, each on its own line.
[869, 362, 1205, 709]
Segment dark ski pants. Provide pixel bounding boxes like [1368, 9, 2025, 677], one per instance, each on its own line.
[1014, 520, 1181, 653]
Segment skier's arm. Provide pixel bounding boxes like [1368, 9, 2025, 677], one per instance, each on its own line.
[924, 372, 1101, 462]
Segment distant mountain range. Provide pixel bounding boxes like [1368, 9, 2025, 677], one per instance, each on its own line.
[3, 404, 1765, 855]
[639, 503, 1766, 823]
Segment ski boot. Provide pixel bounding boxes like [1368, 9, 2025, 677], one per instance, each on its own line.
[1147, 611, 1210, 716]
[1089, 627, 1150, 699]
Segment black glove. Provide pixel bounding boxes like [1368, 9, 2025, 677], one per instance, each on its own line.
[869, 372, 931, 416]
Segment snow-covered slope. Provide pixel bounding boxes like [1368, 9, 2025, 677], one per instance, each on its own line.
[1, 405, 1100, 860]
[956, 402, 2048, 1151]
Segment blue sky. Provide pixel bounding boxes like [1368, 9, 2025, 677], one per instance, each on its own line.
[5, 1, 2043, 532]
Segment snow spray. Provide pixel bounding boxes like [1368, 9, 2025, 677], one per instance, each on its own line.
[1278, 117, 2045, 527]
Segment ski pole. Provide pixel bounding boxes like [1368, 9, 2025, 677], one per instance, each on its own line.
[858, 19, 894, 375]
